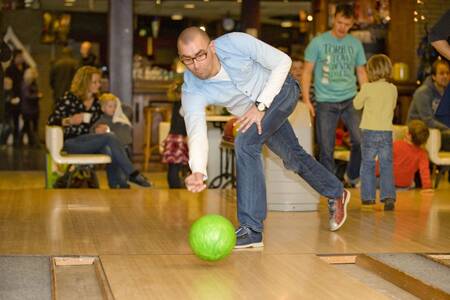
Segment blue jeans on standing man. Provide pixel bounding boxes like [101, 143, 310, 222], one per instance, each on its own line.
[315, 99, 362, 182]
[360, 130, 396, 201]
[234, 75, 344, 232]
[63, 133, 135, 188]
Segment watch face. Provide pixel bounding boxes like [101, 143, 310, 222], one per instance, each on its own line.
[258, 102, 266, 111]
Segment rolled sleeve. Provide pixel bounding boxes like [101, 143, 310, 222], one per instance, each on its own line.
[181, 88, 209, 176]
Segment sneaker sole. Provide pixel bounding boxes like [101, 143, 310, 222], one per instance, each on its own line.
[234, 241, 264, 249]
[330, 189, 351, 232]
[128, 181, 152, 188]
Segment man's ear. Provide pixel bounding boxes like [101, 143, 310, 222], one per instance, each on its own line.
[210, 40, 216, 53]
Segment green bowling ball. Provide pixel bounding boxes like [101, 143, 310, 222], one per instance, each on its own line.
[189, 214, 236, 261]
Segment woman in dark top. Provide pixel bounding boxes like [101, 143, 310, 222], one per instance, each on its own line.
[161, 79, 189, 188]
[48, 66, 150, 188]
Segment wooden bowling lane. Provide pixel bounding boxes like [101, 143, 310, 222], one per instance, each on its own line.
[99, 253, 389, 300]
[0, 184, 449, 256]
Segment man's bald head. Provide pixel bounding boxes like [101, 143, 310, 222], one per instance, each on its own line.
[80, 41, 92, 58]
[177, 27, 210, 49]
[177, 27, 219, 80]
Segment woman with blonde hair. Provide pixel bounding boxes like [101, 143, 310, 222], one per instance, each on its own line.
[20, 67, 41, 146]
[48, 66, 150, 188]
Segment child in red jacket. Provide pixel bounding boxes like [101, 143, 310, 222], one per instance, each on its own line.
[393, 120, 433, 191]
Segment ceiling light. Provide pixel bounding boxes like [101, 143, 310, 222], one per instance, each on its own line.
[184, 3, 195, 9]
[200, 26, 206, 31]
[64, 2, 74, 6]
[281, 21, 293, 28]
[171, 14, 183, 21]
[306, 15, 313, 22]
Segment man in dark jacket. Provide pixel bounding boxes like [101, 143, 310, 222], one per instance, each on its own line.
[408, 60, 450, 150]
[79, 41, 97, 67]
[50, 47, 78, 104]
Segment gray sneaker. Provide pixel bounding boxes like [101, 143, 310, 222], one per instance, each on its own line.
[382, 198, 396, 211]
[328, 189, 351, 231]
[234, 226, 264, 249]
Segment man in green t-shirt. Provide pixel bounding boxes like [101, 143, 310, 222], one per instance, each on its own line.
[302, 4, 368, 186]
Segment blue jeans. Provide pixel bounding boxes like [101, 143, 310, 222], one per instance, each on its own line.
[316, 99, 362, 181]
[235, 75, 344, 232]
[360, 130, 396, 201]
[63, 133, 135, 188]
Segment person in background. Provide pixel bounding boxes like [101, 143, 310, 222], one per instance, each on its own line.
[5, 49, 28, 146]
[290, 55, 316, 105]
[0, 34, 12, 145]
[0, 77, 17, 146]
[408, 60, 450, 150]
[20, 67, 41, 147]
[79, 41, 97, 67]
[5, 49, 28, 102]
[50, 47, 78, 105]
[302, 4, 368, 187]
[48, 66, 150, 189]
[392, 120, 432, 192]
[353, 54, 397, 210]
[290, 55, 304, 84]
[161, 78, 189, 189]
[430, 9, 450, 61]
[0, 37, 12, 145]
[92, 93, 134, 160]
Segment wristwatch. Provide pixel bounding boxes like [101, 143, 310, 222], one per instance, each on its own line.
[255, 101, 267, 112]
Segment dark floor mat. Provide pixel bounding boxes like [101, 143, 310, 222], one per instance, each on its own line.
[0, 256, 51, 300]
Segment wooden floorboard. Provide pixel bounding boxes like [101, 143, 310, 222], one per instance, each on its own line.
[0, 172, 449, 255]
[99, 253, 389, 300]
[0, 171, 449, 299]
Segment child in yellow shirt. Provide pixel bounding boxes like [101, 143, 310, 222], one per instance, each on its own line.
[353, 54, 398, 210]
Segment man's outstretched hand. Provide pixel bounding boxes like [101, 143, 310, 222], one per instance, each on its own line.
[185, 172, 207, 193]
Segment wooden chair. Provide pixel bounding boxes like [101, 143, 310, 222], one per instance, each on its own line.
[143, 106, 172, 172]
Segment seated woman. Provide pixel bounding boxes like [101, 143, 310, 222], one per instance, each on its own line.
[47, 66, 150, 188]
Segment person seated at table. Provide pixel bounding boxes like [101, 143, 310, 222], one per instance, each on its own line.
[47, 66, 151, 189]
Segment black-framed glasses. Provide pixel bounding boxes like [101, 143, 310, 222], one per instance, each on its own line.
[180, 49, 208, 65]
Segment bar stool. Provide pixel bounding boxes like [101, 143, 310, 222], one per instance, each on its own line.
[143, 105, 172, 172]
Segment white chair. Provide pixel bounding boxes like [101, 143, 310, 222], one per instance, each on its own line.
[426, 128, 450, 188]
[45, 126, 111, 188]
